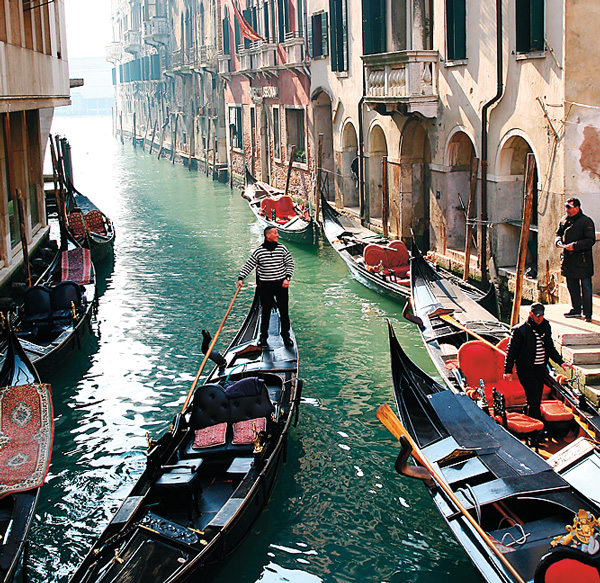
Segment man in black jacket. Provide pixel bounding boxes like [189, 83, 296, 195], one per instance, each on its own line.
[503, 303, 573, 419]
[556, 197, 596, 322]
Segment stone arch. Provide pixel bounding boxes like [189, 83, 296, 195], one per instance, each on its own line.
[340, 120, 359, 209]
[367, 124, 388, 220]
[311, 90, 334, 201]
[399, 120, 431, 249]
[494, 133, 539, 274]
[443, 130, 477, 253]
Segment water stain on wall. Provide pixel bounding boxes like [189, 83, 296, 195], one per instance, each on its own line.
[580, 125, 600, 181]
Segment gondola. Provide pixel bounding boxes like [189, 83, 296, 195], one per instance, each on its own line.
[69, 290, 301, 583]
[11, 236, 97, 379]
[54, 136, 116, 263]
[382, 319, 600, 583]
[321, 194, 492, 306]
[243, 167, 315, 245]
[0, 320, 53, 583]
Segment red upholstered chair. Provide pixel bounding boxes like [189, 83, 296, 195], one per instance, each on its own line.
[276, 196, 297, 220]
[457, 340, 529, 408]
[493, 389, 543, 446]
[68, 212, 87, 239]
[84, 210, 107, 235]
[260, 198, 277, 219]
[363, 242, 410, 278]
[540, 400, 574, 426]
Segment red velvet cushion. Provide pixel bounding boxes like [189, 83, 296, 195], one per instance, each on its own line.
[545, 558, 600, 583]
[363, 242, 410, 271]
[192, 422, 227, 449]
[540, 400, 574, 423]
[505, 413, 544, 434]
[458, 341, 504, 388]
[276, 196, 297, 219]
[84, 210, 107, 235]
[232, 417, 266, 445]
[68, 212, 86, 238]
[490, 380, 527, 408]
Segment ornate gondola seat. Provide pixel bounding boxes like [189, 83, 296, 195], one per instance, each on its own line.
[363, 241, 410, 277]
[84, 210, 107, 235]
[50, 281, 83, 330]
[20, 286, 53, 339]
[260, 198, 277, 218]
[68, 211, 87, 239]
[493, 389, 543, 447]
[182, 379, 274, 459]
[275, 196, 297, 220]
[458, 340, 528, 408]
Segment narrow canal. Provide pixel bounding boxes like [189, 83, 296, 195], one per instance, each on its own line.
[31, 116, 481, 583]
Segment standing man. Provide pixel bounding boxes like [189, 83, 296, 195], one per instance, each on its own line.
[237, 226, 294, 347]
[503, 303, 573, 420]
[556, 197, 596, 322]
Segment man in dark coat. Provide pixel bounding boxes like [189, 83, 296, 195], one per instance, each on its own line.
[503, 303, 573, 419]
[555, 197, 596, 322]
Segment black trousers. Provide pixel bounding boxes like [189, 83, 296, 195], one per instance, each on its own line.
[516, 364, 547, 420]
[258, 280, 290, 339]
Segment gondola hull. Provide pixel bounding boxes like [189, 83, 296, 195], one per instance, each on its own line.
[69, 292, 300, 583]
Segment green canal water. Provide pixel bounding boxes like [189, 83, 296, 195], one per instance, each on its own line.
[30, 116, 482, 583]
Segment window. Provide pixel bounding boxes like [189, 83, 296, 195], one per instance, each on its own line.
[362, 0, 385, 55]
[273, 107, 280, 158]
[286, 108, 305, 163]
[222, 8, 230, 55]
[516, 0, 544, 53]
[446, 0, 466, 60]
[329, 0, 347, 71]
[308, 12, 328, 58]
[229, 106, 243, 150]
[277, 0, 288, 42]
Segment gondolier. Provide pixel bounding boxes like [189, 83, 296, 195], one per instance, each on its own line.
[237, 226, 294, 347]
[503, 303, 573, 419]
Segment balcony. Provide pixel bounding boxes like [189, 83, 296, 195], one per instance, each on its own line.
[218, 53, 231, 74]
[283, 32, 304, 67]
[143, 17, 169, 47]
[362, 50, 439, 118]
[106, 41, 122, 63]
[199, 44, 217, 68]
[123, 29, 142, 54]
[257, 43, 277, 69]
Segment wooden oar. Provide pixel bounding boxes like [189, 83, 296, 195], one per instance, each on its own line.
[376, 404, 526, 583]
[440, 313, 506, 355]
[180, 286, 241, 414]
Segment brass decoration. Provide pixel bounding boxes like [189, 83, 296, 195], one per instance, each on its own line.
[551, 510, 600, 554]
[113, 549, 124, 564]
[145, 432, 154, 452]
[252, 422, 264, 454]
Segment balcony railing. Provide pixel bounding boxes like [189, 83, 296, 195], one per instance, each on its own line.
[123, 30, 142, 54]
[283, 31, 304, 66]
[218, 53, 231, 74]
[143, 17, 169, 46]
[106, 41, 122, 63]
[363, 50, 439, 118]
[199, 44, 217, 67]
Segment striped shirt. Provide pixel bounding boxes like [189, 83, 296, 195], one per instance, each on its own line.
[238, 243, 294, 283]
[532, 329, 545, 365]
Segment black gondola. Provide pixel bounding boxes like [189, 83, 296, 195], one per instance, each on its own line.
[243, 167, 315, 245]
[385, 319, 600, 583]
[0, 320, 53, 583]
[69, 291, 301, 583]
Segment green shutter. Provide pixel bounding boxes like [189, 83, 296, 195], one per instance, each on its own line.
[341, 0, 347, 70]
[515, 0, 529, 53]
[530, 0, 544, 51]
[363, 0, 385, 55]
[329, 0, 337, 68]
[223, 16, 230, 55]
[454, 0, 466, 59]
[321, 12, 329, 57]
[278, 0, 285, 41]
[308, 14, 314, 57]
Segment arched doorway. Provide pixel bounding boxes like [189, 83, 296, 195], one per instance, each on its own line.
[445, 130, 476, 253]
[400, 121, 431, 250]
[340, 121, 359, 210]
[367, 124, 387, 220]
[495, 135, 538, 275]
[311, 90, 334, 201]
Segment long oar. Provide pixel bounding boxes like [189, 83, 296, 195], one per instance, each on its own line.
[376, 404, 526, 583]
[440, 313, 506, 355]
[180, 286, 241, 413]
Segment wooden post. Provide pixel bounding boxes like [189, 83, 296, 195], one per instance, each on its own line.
[213, 137, 218, 180]
[15, 189, 31, 287]
[142, 116, 151, 151]
[510, 153, 536, 327]
[315, 134, 323, 222]
[463, 157, 479, 280]
[382, 156, 389, 238]
[284, 144, 295, 198]
[158, 120, 168, 160]
[120, 112, 124, 145]
[206, 118, 212, 176]
[132, 112, 137, 148]
[148, 120, 157, 155]
[171, 114, 179, 164]
[188, 115, 195, 172]
[229, 124, 234, 189]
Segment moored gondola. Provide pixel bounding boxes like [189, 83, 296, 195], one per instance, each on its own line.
[0, 319, 53, 583]
[381, 320, 600, 583]
[69, 290, 301, 583]
[243, 168, 314, 245]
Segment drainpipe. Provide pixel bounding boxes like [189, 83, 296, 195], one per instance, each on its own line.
[480, 0, 504, 286]
[358, 95, 365, 224]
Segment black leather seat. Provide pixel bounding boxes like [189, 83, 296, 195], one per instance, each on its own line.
[50, 281, 83, 330]
[20, 286, 52, 340]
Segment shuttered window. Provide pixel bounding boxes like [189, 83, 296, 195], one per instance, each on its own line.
[446, 0, 466, 60]
[263, 1, 270, 41]
[516, 0, 544, 53]
[243, 8, 251, 48]
[277, 0, 289, 42]
[329, 0, 347, 71]
[308, 12, 328, 58]
[362, 0, 385, 55]
[222, 13, 231, 55]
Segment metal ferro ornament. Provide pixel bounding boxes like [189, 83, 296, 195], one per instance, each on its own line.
[551, 509, 600, 554]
